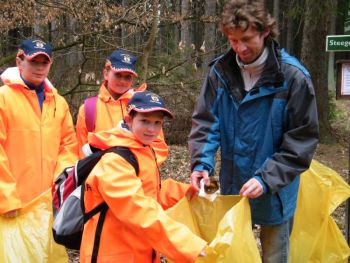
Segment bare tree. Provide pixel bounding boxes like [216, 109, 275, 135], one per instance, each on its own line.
[180, 0, 191, 48]
[301, 0, 336, 143]
[203, 0, 217, 65]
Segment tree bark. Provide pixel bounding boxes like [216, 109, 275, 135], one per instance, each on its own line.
[203, 0, 217, 65]
[301, 0, 334, 143]
[180, 0, 190, 48]
[273, 0, 279, 42]
[139, 0, 159, 82]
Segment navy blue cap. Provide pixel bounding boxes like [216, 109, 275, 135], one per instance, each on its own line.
[127, 91, 173, 118]
[105, 50, 138, 77]
[17, 39, 52, 62]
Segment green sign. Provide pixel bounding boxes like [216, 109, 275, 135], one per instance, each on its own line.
[326, 35, 350, 52]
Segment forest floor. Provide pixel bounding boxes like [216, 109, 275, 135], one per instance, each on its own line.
[160, 99, 350, 240]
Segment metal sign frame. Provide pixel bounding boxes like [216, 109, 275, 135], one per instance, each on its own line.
[336, 60, 350, 100]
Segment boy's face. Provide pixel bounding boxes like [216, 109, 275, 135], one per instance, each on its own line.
[226, 25, 270, 64]
[126, 111, 164, 145]
[16, 54, 51, 86]
[104, 69, 134, 96]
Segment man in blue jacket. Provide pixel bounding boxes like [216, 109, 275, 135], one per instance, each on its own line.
[188, 0, 319, 262]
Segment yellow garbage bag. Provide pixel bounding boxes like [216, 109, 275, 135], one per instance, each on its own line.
[290, 160, 350, 263]
[0, 189, 68, 263]
[166, 195, 261, 263]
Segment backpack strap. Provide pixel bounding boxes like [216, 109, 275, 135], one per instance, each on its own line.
[91, 204, 108, 263]
[82, 146, 139, 261]
[84, 96, 98, 132]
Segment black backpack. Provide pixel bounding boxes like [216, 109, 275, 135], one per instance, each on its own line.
[52, 146, 139, 262]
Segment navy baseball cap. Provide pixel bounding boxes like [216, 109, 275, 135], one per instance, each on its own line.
[127, 91, 173, 118]
[17, 39, 53, 62]
[105, 50, 138, 77]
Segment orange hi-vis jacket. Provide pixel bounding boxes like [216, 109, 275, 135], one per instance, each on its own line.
[76, 82, 147, 158]
[80, 125, 207, 263]
[0, 67, 78, 214]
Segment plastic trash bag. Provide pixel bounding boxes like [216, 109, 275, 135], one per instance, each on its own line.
[0, 189, 68, 263]
[290, 160, 350, 262]
[167, 160, 350, 263]
[166, 195, 261, 263]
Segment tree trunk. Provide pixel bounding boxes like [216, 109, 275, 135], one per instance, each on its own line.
[285, 0, 295, 54]
[203, 0, 217, 65]
[139, 0, 159, 82]
[273, 0, 280, 42]
[180, 0, 190, 48]
[328, 0, 337, 91]
[301, 0, 334, 143]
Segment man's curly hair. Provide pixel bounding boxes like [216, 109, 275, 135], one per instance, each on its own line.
[220, 0, 278, 40]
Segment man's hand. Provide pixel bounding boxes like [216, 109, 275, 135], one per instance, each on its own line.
[239, 178, 263, 198]
[2, 209, 19, 218]
[190, 170, 209, 191]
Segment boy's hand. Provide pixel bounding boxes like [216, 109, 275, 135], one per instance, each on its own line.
[239, 178, 263, 198]
[190, 170, 209, 191]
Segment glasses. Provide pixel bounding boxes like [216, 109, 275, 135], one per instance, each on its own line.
[114, 73, 133, 82]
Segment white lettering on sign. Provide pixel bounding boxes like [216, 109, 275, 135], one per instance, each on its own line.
[329, 40, 350, 47]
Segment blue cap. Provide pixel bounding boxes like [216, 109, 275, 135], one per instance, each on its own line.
[127, 91, 173, 118]
[17, 39, 53, 62]
[105, 50, 138, 77]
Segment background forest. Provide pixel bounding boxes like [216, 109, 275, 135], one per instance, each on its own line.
[0, 0, 350, 248]
[0, 0, 349, 145]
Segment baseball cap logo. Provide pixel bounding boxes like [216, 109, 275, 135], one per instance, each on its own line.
[33, 40, 45, 49]
[150, 94, 160, 103]
[122, 54, 131, 64]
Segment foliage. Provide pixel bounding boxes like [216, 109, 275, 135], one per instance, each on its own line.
[0, 0, 348, 143]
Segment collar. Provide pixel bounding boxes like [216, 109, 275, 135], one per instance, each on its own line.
[217, 39, 284, 87]
[236, 47, 269, 73]
[99, 82, 134, 103]
[21, 76, 44, 91]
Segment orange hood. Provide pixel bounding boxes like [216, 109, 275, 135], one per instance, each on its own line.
[88, 122, 168, 165]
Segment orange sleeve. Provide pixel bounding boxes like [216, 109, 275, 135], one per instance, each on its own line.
[97, 154, 206, 263]
[53, 98, 79, 178]
[158, 178, 197, 210]
[0, 93, 21, 213]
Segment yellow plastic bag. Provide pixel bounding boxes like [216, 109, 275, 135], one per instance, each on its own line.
[290, 160, 350, 262]
[0, 189, 68, 263]
[167, 159, 350, 262]
[166, 195, 261, 263]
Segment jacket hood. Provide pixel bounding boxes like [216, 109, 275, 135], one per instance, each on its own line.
[0, 67, 55, 91]
[88, 121, 167, 152]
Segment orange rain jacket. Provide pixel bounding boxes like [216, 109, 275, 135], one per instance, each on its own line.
[76, 82, 146, 158]
[0, 67, 78, 214]
[80, 125, 207, 263]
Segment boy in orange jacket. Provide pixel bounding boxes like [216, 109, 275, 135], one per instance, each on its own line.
[0, 39, 78, 217]
[80, 91, 206, 263]
[76, 50, 146, 158]
[0, 39, 78, 261]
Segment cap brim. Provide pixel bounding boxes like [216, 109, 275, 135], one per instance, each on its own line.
[110, 68, 138, 77]
[25, 52, 52, 62]
[130, 107, 174, 118]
